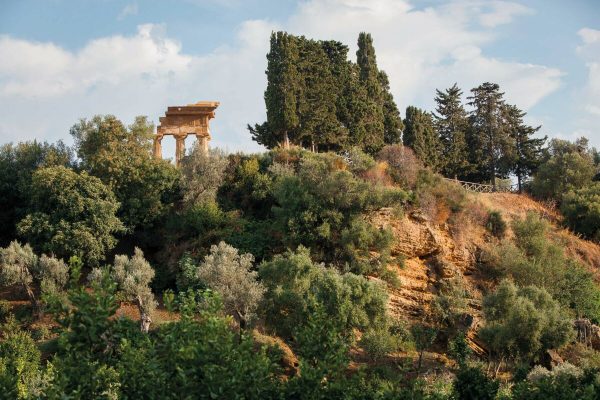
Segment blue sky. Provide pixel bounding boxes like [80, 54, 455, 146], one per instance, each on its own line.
[1, 0, 599, 159]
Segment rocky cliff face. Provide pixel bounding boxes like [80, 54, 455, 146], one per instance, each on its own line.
[371, 192, 600, 355]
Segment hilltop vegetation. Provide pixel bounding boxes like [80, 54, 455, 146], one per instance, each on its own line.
[0, 31, 600, 399]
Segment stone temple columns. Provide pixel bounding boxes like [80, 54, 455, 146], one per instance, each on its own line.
[196, 134, 209, 154]
[154, 101, 219, 167]
[153, 135, 163, 159]
[175, 134, 187, 167]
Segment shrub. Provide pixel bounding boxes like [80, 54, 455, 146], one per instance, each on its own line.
[512, 362, 598, 399]
[360, 327, 401, 361]
[179, 146, 229, 207]
[259, 246, 389, 340]
[430, 277, 470, 331]
[0, 300, 10, 322]
[448, 332, 472, 367]
[0, 329, 47, 399]
[480, 280, 573, 363]
[377, 144, 423, 189]
[453, 365, 499, 400]
[271, 151, 408, 275]
[481, 213, 600, 321]
[415, 171, 467, 224]
[486, 210, 507, 238]
[561, 182, 600, 241]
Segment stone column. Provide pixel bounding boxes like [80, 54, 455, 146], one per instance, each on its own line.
[153, 135, 163, 159]
[196, 134, 209, 155]
[175, 134, 187, 167]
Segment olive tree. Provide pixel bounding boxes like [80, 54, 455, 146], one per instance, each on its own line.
[195, 241, 264, 330]
[111, 248, 157, 333]
[179, 145, 229, 207]
[480, 279, 573, 364]
[0, 241, 68, 313]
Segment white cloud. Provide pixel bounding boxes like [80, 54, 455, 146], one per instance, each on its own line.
[477, 1, 533, 28]
[287, 0, 559, 112]
[577, 28, 600, 116]
[0, 0, 563, 156]
[118, 3, 139, 20]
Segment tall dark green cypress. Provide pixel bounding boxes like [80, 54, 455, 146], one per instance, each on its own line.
[251, 31, 401, 154]
[467, 82, 514, 187]
[262, 32, 301, 149]
[434, 83, 470, 178]
[403, 106, 442, 171]
[379, 71, 404, 145]
[296, 38, 345, 151]
[356, 32, 385, 153]
[504, 104, 546, 192]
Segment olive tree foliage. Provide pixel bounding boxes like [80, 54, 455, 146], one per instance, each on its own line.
[259, 246, 389, 340]
[110, 248, 157, 333]
[480, 279, 573, 363]
[0, 241, 68, 312]
[17, 166, 124, 266]
[185, 242, 265, 330]
[481, 213, 600, 320]
[179, 145, 229, 207]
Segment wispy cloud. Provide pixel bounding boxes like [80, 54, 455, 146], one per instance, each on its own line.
[577, 27, 600, 116]
[117, 2, 138, 20]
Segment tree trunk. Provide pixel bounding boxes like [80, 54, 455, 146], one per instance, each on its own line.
[283, 132, 290, 149]
[23, 283, 39, 317]
[417, 350, 424, 376]
[137, 296, 152, 333]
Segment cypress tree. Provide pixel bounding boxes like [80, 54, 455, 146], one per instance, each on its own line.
[504, 104, 546, 192]
[251, 31, 401, 154]
[379, 71, 404, 145]
[262, 32, 301, 149]
[296, 38, 345, 151]
[356, 32, 385, 153]
[467, 82, 515, 188]
[403, 106, 442, 171]
[434, 83, 470, 178]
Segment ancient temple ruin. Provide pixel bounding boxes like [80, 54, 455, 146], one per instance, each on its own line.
[153, 101, 219, 166]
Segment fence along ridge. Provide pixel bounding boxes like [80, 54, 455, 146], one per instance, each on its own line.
[442, 177, 518, 193]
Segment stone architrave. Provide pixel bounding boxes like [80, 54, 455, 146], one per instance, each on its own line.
[153, 101, 219, 166]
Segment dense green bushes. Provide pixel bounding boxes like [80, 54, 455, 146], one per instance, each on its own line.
[481, 213, 600, 321]
[259, 246, 388, 340]
[481, 280, 573, 363]
[561, 182, 600, 241]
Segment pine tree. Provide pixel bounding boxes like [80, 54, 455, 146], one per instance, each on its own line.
[403, 106, 442, 171]
[504, 104, 546, 192]
[434, 83, 470, 178]
[467, 82, 515, 188]
[263, 32, 301, 149]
